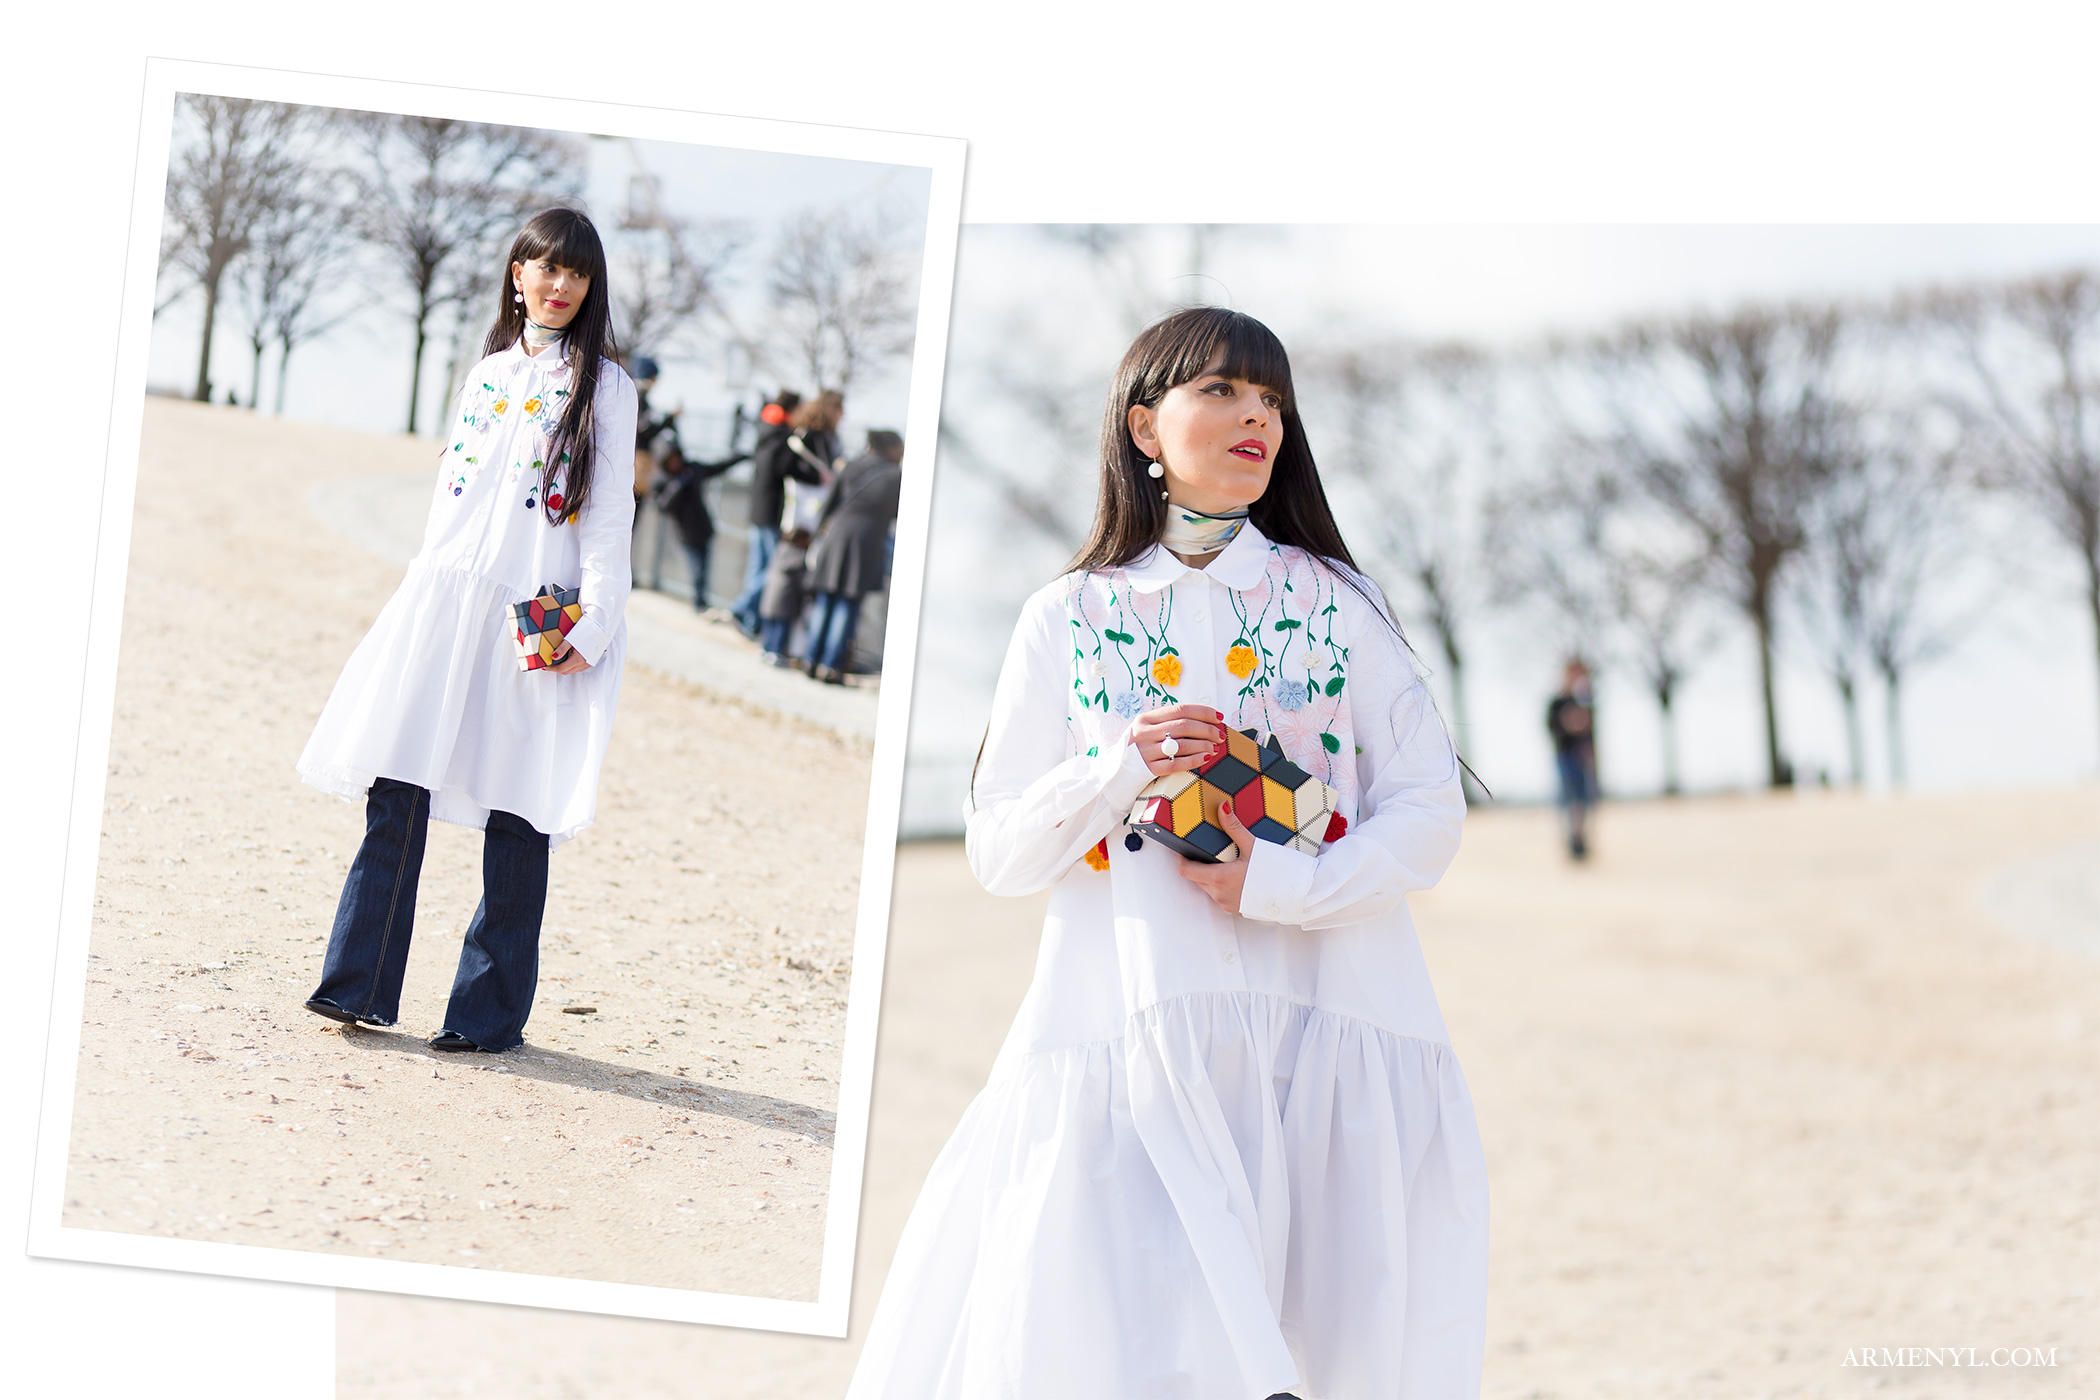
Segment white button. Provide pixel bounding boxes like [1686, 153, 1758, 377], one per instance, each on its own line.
[1223, 950, 1236, 963]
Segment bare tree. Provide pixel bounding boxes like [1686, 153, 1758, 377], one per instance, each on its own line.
[230, 147, 359, 414]
[613, 214, 742, 362]
[1309, 338, 1500, 796]
[766, 205, 917, 392]
[352, 114, 582, 433]
[1926, 270, 2100, 750]
[1491, 420, 1713, 794]
[159, 95, 304, 401]
[1581, 305, 1852, 788]
[936, 418, 1089, 552]
[1788, 420, 1877, 785]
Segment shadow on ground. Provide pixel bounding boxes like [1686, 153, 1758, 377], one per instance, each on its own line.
[324, 1024, 837, 1144]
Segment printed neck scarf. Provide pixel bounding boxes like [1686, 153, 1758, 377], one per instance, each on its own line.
[522, 318, 566, 355]
[1160, 504, 1249, 558]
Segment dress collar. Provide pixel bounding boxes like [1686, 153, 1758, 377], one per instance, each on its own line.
[507, 334, 573, 374]
[1122, 519, 1272, 594]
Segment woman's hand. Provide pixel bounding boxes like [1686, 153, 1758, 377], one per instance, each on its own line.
[1132, 704, 1227, 777]
[1177, 802, 1254, 912]
[548, 637, 593, 674]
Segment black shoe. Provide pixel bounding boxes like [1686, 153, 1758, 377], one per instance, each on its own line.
[428, 1030, 499, 1054]
[305, 998, 392, 1028]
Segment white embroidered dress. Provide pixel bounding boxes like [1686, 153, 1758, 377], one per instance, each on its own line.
[850, 523, 1489, 1400]
[298, 338, 639, 847]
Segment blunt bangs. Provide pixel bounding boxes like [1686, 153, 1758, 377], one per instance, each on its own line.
[513, 208, 606, 282]
[1143, 308, 1296, 411]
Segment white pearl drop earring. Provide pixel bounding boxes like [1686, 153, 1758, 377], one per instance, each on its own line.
[514, 291, 524, 304]
[1146, 457, 1164, 479]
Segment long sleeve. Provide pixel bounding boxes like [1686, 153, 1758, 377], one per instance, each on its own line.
[1237, 585, 1465, 929]
[560, 368, 639, 667]
[964, 589, 1159, 897]
[782, 431, 828, 485]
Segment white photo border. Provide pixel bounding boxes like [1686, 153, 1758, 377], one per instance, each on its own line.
[25, 53, 965, 1337]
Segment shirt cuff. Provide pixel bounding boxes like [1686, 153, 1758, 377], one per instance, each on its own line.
[1239, 836, 1316, 925]
[1095, 732, 1156, 817]
[563, 609, 614, 667]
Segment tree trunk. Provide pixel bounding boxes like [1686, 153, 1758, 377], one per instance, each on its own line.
[1837, 671, 1863, 787]
[275, 341, 292, 414]
[249, 335, 266, 414]
[1751, 583, 1789, 787]
[193, 272, 223, 403]
[2089, 554, 2100, 763]
[1656, 679, 1681, 796]
[1882, 665, 1907, 787]
[406, 317, 429, 434]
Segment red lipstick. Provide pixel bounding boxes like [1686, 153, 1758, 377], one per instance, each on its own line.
[1229, 439, 1267, 460]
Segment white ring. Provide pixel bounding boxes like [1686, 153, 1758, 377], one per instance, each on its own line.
[1161, 735, 1180, 758]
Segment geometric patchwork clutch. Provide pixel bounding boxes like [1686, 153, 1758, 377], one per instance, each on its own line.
[1127, 726, 1345, 864]
[510, 583, 582, 672]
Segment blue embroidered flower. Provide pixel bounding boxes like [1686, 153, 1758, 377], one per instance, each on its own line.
[1112, 690, 1145, 718]
[1277, 683, 1307, 712]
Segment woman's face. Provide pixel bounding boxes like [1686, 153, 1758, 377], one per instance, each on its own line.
[1126, 351, 1285, 516]
[512, 255, 592, 331]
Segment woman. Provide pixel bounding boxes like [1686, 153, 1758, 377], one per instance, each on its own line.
[849, 309, 1487, 1399]
[803, 428, 904, 682]
[729, 389, 805, 635]
[756, 390, 844, 664]
[297, 208, 639, 1055]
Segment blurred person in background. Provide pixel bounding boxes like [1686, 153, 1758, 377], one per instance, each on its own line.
[730, 389, 809, 635]
[803, 428, 904, 683]
[755, 392, 845, 664]
[628, 355, 676, 531]
[1547, 657, 1598, 860]
[649, 415, 749, 614]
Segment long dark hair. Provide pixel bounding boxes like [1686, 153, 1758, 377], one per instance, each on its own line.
[1070, 307, 1359, 575]
[482, 208, 617, 524]
[1063, 307, 1485, 796]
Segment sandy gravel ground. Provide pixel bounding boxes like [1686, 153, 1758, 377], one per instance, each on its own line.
[342, 786, 2098, 1398]
[60, 398, 870, 1299]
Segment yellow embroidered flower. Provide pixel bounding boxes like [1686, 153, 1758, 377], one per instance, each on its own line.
[523, 396, 542, 415]
[492, 396, 509, 416]
[1082, 839, 1110, 873]
[1151, 654, 1182, 688]
[1225, 644, 1258, 679]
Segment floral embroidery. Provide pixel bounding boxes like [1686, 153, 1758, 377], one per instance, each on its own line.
[1064, 571, 1178, 733]
[1058, 548, 1360, 818]
[1324, 812, 1348, 842]
[1082, 838, 1110, 872]
[491, 395, 510, 419]
[459, 381, 500, 435]
[445, 441, 483, 497]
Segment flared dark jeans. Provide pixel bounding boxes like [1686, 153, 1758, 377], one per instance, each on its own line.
[307, 777, 549, 1051]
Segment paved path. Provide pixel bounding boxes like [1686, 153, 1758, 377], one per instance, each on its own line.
[1981, 834, 2100, 959]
